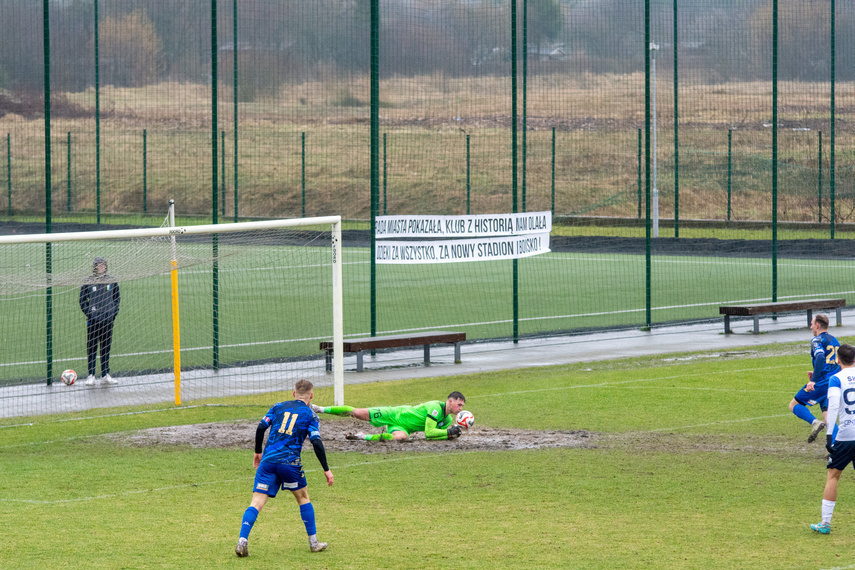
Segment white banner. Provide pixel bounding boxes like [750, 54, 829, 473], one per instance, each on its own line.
[375, 232, 551, 264]
[376, 211, 551, 238]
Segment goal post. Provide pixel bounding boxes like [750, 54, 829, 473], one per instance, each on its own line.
[0, 215, 344, 419]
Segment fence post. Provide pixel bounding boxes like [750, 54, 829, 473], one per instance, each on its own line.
[43, 0, 54, 384]
[771, 0, 778, 302]
[551, 127, 555, 217]
[5, 133, 10, 216]
[142, 129, 147, 213]
[644, 0, 651, 329]
[66, 132, 71, 211]
[466, 133, 471, 215]
[233, 0, 239, 223]
[221, 130, 226, 216]
[673, 0, 679, 238]
[382, 132, 386, 215]
[830, 0, 836, 239]
[818, 130, 822, 223]
[94, 0, 101, 224]
[637, 129, 642, 219]
[727, 129, 732, 221]
[302, 131, 307, 218]
[211, 0, 220, 371]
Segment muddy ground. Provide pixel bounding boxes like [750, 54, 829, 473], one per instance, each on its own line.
[110, 417, 598, 455]
[108, 415, 831, 460]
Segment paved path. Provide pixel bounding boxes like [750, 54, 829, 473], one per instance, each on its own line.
[4, 310, 852, 420]
[350, 310, 855, 384]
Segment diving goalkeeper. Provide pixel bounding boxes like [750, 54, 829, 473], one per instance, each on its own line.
[311, 391, 466, 441]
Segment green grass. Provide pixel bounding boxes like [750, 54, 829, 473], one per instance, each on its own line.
[2, 346, 855, 567]
[4, 231, 855, 384]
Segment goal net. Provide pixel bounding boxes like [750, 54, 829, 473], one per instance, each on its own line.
[0, 216, 344, 420]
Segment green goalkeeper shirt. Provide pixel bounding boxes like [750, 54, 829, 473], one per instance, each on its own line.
[367, 400, 455, 439]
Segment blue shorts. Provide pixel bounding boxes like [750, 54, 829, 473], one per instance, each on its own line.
[827, 440, 855, 471]
[253, 461, 307, 497]
[794, 384, 828, 411]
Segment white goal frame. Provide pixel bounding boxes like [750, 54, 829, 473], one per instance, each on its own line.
[0, 216, 345, 406]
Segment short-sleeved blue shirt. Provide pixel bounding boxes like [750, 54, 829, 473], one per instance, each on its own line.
[811, 332, 841, 389]
[259, 400, 320, 465]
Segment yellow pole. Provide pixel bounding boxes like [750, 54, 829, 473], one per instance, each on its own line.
[171, 259, 181, 405]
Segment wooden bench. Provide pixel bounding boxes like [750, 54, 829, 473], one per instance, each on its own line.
[320, 331, 466, 372]
[719, 298, 845, 334]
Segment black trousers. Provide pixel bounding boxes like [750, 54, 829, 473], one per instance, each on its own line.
[86, 319, 115, 377]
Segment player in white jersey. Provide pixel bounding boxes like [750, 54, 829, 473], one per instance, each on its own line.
[810, 343, 855, 535]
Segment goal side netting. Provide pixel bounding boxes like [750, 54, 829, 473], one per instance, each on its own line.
[0, 216, 344, 420]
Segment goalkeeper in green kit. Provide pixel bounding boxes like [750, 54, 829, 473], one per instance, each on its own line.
[311, 391, 466, 441]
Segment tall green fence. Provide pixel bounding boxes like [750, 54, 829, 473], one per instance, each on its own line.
[0, 0, 854, 347]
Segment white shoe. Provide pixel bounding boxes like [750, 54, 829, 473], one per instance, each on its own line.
[310, 403, 324, 414]
[309, 540, 328, 552]
[84, 375, 97, 386]
[235, 537, 249, 557]
[100, 374, 117, 386]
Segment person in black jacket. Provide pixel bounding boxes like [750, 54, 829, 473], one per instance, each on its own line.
[79, 257, 121, 386]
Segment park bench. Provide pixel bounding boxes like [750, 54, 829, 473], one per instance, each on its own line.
[320, 331, 466, 372]
[719, 298, 845, 334]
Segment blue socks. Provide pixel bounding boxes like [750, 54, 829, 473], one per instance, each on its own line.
[792, 404, 817, 425]
[300, 502, 317, 536]
[240, 503, 317, 541]
[239, 506, 259, 540]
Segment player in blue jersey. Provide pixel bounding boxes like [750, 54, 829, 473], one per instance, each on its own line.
[788, 314, 841, 443]
[235, 379, 334, 557]
[810, 344, 855, 534]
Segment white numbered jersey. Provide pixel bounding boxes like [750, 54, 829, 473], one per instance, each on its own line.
[827, 368, 855, 442]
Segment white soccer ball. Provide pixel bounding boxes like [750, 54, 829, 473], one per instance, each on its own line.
[61, 369, 77, 386]
[456, 410, 474, 429]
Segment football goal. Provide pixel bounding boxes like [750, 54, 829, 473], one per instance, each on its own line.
[0, 212, 344, 419]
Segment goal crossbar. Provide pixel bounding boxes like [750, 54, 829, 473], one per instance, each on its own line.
[0, 216, 343, 244]
[0, 215, 345, 408]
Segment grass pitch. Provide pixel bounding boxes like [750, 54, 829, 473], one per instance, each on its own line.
[3, 344, 855, 568]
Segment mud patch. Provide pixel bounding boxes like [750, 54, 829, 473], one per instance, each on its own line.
[108, 417, 597, 454]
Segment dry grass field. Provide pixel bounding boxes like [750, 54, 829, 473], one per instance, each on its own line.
[1, 73, 854, 222]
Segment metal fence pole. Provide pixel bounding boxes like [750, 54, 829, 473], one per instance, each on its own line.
[727, 129, 732, 221]
[818, 130, 822, 223]
[302, 131, 307, 217]
[830, 0, 836, 239]
[551, 127, 555, 216]
[66, 132, 71, 212]
[94, 0, 101, 224]
[5, 133, 10, 216]
[771, 0, 778, 302]
[43, 0, 54, 384]
[211, 0, 220, 370]
[467, 133, 471, 215]
[673, 0, 679, 238]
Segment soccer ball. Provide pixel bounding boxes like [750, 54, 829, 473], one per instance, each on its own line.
[61, 369, 77, 386]
[456, 410, 474, 429]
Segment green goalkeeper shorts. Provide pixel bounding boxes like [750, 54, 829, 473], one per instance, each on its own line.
[367, 406, 409, 434]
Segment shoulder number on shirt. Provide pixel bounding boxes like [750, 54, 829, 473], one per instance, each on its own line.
[277, 411, 299, 435]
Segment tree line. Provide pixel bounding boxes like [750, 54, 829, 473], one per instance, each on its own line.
[0, 0, 852, 97]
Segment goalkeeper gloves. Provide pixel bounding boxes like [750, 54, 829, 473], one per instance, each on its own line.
[447, 425, 462, 440]
[826, 435, 835, 455]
